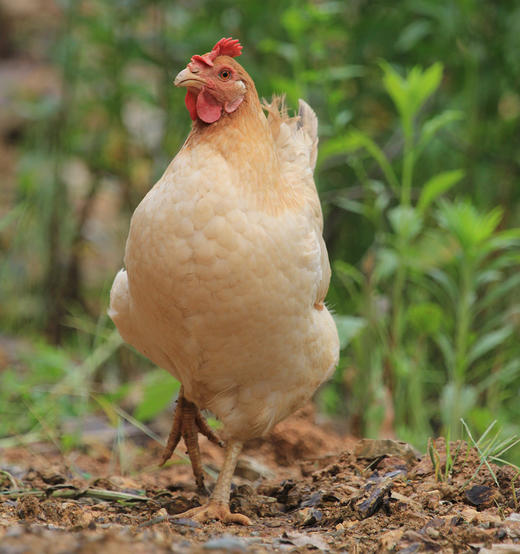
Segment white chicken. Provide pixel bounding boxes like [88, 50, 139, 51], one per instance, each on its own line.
[109, 37, 339, 525]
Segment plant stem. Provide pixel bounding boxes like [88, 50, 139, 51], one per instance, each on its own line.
[401, 117, 414, 206]
[451, 260, 473, 434]
[391, 260, 406, 348]
[454, 261, 472, 383]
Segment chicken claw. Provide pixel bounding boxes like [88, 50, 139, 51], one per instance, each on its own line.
[160, 386, 223, 493]
[175, 439, 250, 525]
[174, 501, 251, 525]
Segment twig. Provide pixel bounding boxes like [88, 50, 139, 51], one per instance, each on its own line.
[138, 515, 168, 528]
[0, 487, 150, 502]
[0, 469, 20, 489]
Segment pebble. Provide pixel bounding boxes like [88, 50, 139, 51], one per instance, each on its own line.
[171, 518, 200, 528]
[0, 545, 30, 554]
[235, 456, 275, 481]
[295, 507, 323, 527]
[4, 526, 23, 538]
[203, 535, 248, 551]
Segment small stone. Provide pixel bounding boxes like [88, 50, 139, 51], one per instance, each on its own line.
[354, 439, 420, 464]
[479, 545, 520, 553]
[379, 529, 404, 550]
[461, 507, 501, 525]
[203, 535, 247, 551]
[295, 507, 322, 527]
[171, 518, 200, 528]
[234, 456, 275, 481]
[38, 471, 65, 485]
[295, 507, 312, 525]
[425, 490, 441, 509]
[5, 526, 24, 538]
[465, 485, 499, 508]
[301, 491, 323, 508]
[461, 507, 479, 523]
[283, 531, 329, 550]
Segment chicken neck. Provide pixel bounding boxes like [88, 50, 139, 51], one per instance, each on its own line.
[185, 90, 281, 194]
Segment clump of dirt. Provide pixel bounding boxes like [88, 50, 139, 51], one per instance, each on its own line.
[1, 409, 519, 553]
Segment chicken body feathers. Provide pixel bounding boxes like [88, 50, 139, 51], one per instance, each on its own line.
[109, 96, 339, 440]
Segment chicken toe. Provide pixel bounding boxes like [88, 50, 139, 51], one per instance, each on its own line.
[174, 501, 251, 526]
[173, 439, 250, 525]
[160, 386, 223, 493]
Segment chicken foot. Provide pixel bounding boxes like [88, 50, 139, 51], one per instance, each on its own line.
[160, 386, 223, 493]
[173, 439, 251, 525]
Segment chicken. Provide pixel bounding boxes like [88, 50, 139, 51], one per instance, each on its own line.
[109, 37, 339, 525]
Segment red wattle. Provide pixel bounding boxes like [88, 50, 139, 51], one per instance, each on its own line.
[196, 90, 222, 124]
[185, 91, 198, 121]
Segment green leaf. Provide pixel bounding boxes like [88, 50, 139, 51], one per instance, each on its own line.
[396, 20, 432, 52]
[407, 302, 443, 335]
[373, 248, 399, 282]
[0, 205, 25, 233]
[485, 228, 520, 252]
[334, 315, 366, 350]
[332, 196, 366, 216]
[476, 359, 520, 393]
[94, 394, 120, 427]
[388, 206, 423, 241]
[440, 383, 477, 427]
[427, 268, 458, 305]
[380, 61, 443, 123]
[433, 332, 455, 370]
[380, 61, 408, 119]
[333, 260, 364, 286]
[417, 170, 464, 214]
[411, 62, 443, 112]
[302, 65, 365, 83]
[417, 110, 464, 155]
[134, 370, 180, 422]
[476, 273, 520, 315]
[318, 130, 399, 191]
[467, 326, 514, 366]
[437, 200, 503, 252]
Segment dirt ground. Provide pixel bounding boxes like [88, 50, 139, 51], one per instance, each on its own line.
[1, 406, 519, 553]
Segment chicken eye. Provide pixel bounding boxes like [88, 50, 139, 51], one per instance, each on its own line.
[219, 69, 231, 81]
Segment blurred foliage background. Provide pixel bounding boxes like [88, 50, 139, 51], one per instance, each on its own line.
[1, 0, 519, 462]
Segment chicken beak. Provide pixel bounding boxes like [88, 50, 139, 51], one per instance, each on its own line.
[174, 67, 206, 89]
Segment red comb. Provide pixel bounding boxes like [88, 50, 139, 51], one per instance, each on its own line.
[191, 37, 242, 67]
[212, 37, 242, 58]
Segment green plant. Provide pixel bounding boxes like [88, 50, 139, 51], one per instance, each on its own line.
[432, 203, 520, 434]
[2, 0, 520, 464]
[461, 419, 520, 488]
[427, 434, 467, 483]
[321, 61, 520, 449]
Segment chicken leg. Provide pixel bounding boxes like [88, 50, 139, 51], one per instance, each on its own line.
[160, 386, 223, 493]
[174, 439, 251, 525]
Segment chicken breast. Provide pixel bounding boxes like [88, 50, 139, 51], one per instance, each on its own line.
[109, 96, 339, 441]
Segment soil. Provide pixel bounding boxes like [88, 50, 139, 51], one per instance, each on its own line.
[1, 406, 519, 553]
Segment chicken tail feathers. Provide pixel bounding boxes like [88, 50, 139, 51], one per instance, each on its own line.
[263, 95, 319, 174]
[297, 99, 318, 171]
